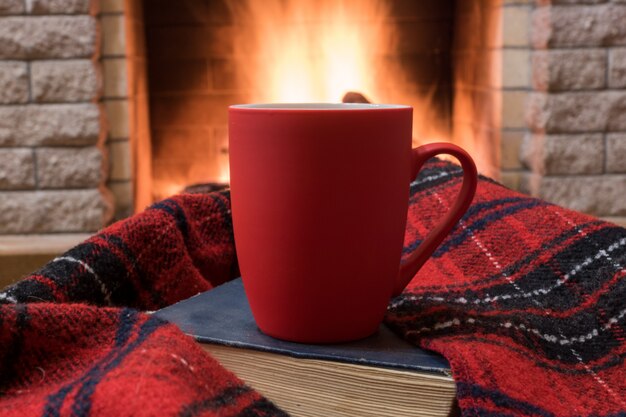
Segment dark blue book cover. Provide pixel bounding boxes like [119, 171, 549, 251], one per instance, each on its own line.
[155, 278, 450, 376]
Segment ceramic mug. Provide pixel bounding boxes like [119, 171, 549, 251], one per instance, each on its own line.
[229, 103, 477, 343]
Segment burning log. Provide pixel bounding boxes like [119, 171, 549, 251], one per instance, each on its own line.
[342, 91, 371, 104]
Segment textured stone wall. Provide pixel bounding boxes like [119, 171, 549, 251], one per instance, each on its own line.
[523, 0, 626, 224]
[0, 0, 113, 233]
[451, 0, 533, 186]
[101, 0, 133, 220]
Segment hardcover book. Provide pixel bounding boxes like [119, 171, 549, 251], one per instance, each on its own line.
[155, 278, 456, 417]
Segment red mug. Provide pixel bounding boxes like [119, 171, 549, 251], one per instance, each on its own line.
[229, 103, 477, 343]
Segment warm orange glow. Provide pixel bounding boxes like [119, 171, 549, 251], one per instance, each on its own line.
[157, 0, 453, 199]
[451, 2, 502, 178]
[228, 0, 448, 144]
[217, 156, 230, 184]
[238, 1, 382, 103]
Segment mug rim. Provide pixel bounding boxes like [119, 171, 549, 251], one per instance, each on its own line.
[230, 103, 411, 110]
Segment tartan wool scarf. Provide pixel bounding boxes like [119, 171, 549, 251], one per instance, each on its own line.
[1, 159, 625, 417]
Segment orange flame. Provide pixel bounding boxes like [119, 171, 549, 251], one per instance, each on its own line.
[228, 0, 448, 144]
[234, 1, 385, 103]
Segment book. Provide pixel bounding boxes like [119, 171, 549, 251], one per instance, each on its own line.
[155, 278, 456, 417]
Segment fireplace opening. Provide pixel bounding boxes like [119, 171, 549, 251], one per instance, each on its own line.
[136, 0, 500, 205]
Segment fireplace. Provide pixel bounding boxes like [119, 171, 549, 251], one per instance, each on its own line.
[132, 0, 509, 204]
[1, 0, 625, 283]
[139, 0, 457, 202]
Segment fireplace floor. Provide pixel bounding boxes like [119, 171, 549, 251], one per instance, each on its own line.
[0, 234, 89, 288]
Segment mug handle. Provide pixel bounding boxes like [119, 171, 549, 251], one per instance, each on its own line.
[393, 142, 478, 296]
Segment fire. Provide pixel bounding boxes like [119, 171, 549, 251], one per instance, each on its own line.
[227, 0, 447, 144]
[231, 0, 385, 103]
[151, 0, 499, 202]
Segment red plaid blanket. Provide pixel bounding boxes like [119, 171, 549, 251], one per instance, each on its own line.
[1, 160, 625, 416]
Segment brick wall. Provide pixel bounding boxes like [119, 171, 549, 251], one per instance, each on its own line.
[498, 1, 534, 190]
[382, 0, 455, 144]
[143, 0, 244, 201]
[0, 0, 112, 233]
[101, 0, 133, 219]
[452, 0, 536, 187]
[523, 0, 626, 224]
